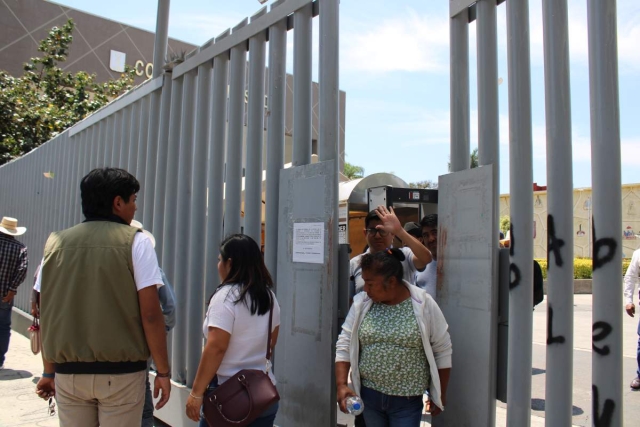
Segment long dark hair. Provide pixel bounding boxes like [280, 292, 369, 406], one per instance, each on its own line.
[218, 234, 274, 315]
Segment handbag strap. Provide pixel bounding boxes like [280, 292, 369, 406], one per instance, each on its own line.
[265, 294, 274, 360]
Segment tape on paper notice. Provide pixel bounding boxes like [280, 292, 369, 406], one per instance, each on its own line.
[293, 222, 325, 264]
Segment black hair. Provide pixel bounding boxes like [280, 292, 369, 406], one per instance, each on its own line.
[80, 168, 140, 218]
[364, 210, 381, 228]
[360, 248, 405, 286]
[218, 234, 274, 316]
[420, 214, 438, 228]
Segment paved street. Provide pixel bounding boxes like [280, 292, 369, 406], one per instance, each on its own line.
[2, 295, 639, 426]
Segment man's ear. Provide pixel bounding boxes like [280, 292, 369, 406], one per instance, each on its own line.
[112, 195, 123, 212]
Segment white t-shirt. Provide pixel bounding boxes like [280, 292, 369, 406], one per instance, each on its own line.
[349, 247, 421, 294]
[415, 260, 437, 300]
[203, 284, 281, 385]
[34, 232, 162, 292]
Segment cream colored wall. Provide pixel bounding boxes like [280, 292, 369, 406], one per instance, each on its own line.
[499, 184, 640, 259]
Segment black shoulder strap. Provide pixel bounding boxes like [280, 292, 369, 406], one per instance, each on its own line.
[265, 294, 274, 360]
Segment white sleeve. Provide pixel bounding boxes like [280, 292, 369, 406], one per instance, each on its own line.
[401, 247, 420, 274]
[132, 232, 163, 292]
[205, 286, 236, 334]
[272, 293, 281, 330]
[624, 250, 640, 306]
[33, 258, 44, 292]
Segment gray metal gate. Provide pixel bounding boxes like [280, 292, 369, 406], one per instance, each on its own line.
[448, 0, 622, 426]
[0, 0, 340, 425]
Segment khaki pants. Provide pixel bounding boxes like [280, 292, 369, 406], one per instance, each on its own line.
[55, 371, 146, 427]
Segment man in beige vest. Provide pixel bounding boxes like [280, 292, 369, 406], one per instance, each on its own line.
[34, 168, 171, 426]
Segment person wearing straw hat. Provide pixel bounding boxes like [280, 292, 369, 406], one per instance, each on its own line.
[33, 168, 171, 426]
[0, 217, 28, 370]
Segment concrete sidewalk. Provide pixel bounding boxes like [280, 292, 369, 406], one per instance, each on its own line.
[0, 331, 58, 426]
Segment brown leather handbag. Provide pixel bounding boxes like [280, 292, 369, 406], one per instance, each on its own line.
[202, 298, 279, 427]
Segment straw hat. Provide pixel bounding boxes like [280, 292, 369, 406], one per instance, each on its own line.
[0, 217, 27, 236]
[130, 220, 156, 248]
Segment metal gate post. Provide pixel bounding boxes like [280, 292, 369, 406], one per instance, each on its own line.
[541, 0, 575, 424]
[449, 7, 470, 173]
[264, 6, 287, 282]
[245, 9, 268, 244]
[506, 0, 534, 425]
[224, 20, 249, 237]
[587, 0, 623, 425]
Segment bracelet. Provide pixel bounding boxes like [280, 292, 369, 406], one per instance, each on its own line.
[42, 372, 55, 379]
[189, 392, 204, 400]
[156, 371, 171, 378]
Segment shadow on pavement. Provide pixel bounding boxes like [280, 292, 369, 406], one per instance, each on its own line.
[531, 398, 584, 416]
[0, 368, 33, 381]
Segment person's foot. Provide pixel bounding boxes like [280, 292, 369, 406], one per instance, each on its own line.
[631, 377, 640, 391]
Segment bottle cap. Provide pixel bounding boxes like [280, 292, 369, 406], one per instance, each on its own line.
[353, 403, 361, 410]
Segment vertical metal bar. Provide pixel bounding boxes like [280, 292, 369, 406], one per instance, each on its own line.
[103, 115, 114, 166]
[88, 124, 98, 172]
[144, 88, 163, 231]
[120, 106, 132, 169]
[587, 1, 623, 425]
[205, 53, 229, 300]
[186, 62, 212, 387]
[450, 9, 470, 173]
[153, 73, 174, 262]
[97, 120, 107, 167]
[111, 111, 121, 167]
[171, 69, 196, 384]
[319, 2, 340, 425]
[318, 0, 340, 164]
[163, 73, 183, 383]
[128, 102, 140, 175]
[224, 24, 248, 236]
[161, 75, 183, 283]
[542, 0, 574, 424]
[136, 97, 151, 220]
[264, 14, 287, 280]
[152, 0, 170, 79]
[60, 133, 72, 230]
[506, 0, 534, 425]
[477, 0, 499, 169]
[292, 3, 313, 166]
[245, 29, 267, 244]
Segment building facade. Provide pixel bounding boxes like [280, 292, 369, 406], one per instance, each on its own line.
[500, 183, 640, 259]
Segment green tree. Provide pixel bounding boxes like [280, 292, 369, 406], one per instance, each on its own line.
[0, 20, 135, 165]
[409, 180, 438, 189]
[499, 215, 511, 234]
[343, 162, 365, 179]
[447, 147, 480, 172]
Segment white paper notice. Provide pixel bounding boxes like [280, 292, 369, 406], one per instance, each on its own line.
[293, 222, 325, 264]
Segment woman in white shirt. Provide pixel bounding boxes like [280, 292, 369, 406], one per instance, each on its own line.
[185, 234, 281, 426]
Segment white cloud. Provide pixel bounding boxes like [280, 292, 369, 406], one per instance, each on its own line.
[341, 9, 449, 74]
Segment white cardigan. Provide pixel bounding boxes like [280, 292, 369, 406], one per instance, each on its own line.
[335, 281, 452, 410]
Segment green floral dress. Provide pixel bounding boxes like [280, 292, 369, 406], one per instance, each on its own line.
[359, 298, 430, 396]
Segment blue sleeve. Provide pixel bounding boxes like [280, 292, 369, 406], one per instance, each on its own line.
[158, 269, 177, 332]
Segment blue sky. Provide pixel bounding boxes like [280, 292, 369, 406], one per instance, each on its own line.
[53, 0, 640, 194]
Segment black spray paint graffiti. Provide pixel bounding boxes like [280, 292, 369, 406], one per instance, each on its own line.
[592, 385, 615, 427]
[546, 306, 565, 345]
[592, 321, 613, 356]
[509, 223, 522, 290]
[592, 216, 617, 271]
[547, 214, 565, 268]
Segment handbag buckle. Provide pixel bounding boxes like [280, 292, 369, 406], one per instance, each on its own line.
[237, 374, 246, 382]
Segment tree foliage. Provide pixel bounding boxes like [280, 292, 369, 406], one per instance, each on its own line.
[409, 180, 438, 189]
[0, 20, 136, 164]
[343, 162, 365, 179]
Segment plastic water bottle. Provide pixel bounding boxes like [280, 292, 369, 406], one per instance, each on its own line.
[345, 396, 364, 415]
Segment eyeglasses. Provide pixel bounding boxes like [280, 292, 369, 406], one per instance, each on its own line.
[365, 228, 389, 237]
